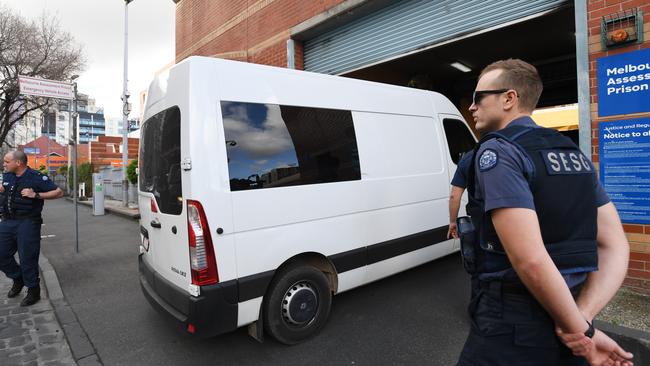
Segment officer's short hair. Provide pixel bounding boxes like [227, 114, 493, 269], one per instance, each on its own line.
[11, 150, 27, 165]
[479, 59, 543, 113]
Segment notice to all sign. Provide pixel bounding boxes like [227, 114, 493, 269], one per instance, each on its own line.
[599, 118, 650, 225]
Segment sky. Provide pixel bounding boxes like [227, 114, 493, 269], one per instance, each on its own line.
[4, 0, 175, 120]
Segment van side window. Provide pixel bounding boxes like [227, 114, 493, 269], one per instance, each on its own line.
[139, 106, 182, 215]
[442, 119, 476, 165]
[221, 101, 361, 191]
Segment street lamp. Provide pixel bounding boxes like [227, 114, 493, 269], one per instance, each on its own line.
[121, 0, 134, 207]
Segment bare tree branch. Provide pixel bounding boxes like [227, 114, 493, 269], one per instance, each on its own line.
[0, 4, 85, 150]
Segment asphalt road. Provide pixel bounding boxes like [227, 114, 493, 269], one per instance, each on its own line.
[40, 199, 471, 366]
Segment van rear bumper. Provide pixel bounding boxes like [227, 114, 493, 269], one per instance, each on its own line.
[139, 255, 239, 338]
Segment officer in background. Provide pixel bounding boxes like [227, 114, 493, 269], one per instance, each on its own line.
[0, 150, 63, 306]
[448, 150, 474, 240]
[456, 59, 633, 365]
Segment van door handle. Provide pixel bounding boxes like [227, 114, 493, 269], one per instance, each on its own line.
[150, 219, 161, 229]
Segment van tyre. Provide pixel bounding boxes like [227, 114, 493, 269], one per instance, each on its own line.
[263, 265, 332, 345]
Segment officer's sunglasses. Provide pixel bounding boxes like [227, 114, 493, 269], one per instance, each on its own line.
[472, 89, 513, 105]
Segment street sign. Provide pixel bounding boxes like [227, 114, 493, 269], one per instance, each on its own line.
[18, 75, 74, 100]
[599, 117, 650, 224]
[596, 48, 650, 117]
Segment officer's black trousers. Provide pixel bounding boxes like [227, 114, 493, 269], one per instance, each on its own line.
[456, 281, 588, 366]
[0, 218, 42, 289]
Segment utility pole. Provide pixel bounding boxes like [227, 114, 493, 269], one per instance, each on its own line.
[121, 0, 133, 207]
[71, 76, 79, 253]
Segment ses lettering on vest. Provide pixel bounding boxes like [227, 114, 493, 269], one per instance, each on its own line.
[542, 150, 592, 175]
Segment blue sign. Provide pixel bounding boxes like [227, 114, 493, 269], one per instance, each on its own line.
[599, 118, 650, 224]
[597, 48, 650, 117]
[23, 147, 40, 155]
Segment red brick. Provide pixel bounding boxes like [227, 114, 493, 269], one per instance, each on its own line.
[630, 251, 650, 262]
[627, 268, 650, 279]
[622, 0, 650, 9]
[629, 260, 645, 269]
[590, 4, 623, 20]
[623, 224, 645, 233]
[589, 0, 606, 10]
[623, 276, 650, 290]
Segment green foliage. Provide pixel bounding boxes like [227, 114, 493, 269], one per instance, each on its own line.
[38, 164, 48, 175]
[127, 159, 138, 185]
[78, 163, 94, 197]
[58, 165, 68, 175]
[67, 163, 94, 197]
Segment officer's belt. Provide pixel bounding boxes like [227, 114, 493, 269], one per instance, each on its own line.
[1, 213, 36, 220]
[480, 281, 584, 298]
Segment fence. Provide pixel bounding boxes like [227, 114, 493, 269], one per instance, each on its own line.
[53, 168, 137, 204]
[98, 167, 137, 204]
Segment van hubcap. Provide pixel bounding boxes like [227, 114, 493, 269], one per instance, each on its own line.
[282, 282, 318, 326]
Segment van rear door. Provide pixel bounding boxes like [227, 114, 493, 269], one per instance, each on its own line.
[138, 106, 192, 293]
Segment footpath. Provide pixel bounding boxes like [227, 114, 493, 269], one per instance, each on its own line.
[0, 257, 76, 365]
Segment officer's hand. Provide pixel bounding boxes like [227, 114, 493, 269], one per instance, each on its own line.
[21, 188, 36, 199]
[555, 326, 593, 356]
[0, 185, 4, 193]
[447, 223, 458, 239]
[585, 330, 634, 366]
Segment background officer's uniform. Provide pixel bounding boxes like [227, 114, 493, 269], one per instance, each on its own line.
[0, 168, 58, 290]
[451, 150, 475, 190]
[457, 116, 610, 366]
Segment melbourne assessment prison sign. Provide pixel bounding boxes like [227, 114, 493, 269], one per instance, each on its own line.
[597, 48, 650, 117]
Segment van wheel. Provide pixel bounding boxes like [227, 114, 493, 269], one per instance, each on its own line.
[263, 265, 332, 345]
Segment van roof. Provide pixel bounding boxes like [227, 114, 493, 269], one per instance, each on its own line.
[144, 56, 460, 119]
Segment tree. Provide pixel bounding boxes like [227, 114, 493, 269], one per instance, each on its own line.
[127, 159, 138, 185]
[37, 163, 47, 175]
[0, 5, 85, 149]
[67, 162, 94, 197]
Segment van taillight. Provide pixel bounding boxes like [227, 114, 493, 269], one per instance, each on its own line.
[187, 200, 219, 286]
[150, 198, 158, 213]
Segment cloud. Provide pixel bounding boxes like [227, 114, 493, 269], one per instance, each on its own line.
[223, 104, 295, 159]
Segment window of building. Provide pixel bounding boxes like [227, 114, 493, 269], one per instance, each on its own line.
[442, 119, 476, 165]
[139, 106, 182, 215]
[222, 101, 361, 191]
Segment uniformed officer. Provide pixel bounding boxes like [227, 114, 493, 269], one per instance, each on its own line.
[0, 150, 63, 306]
[456, 59, 634, 365]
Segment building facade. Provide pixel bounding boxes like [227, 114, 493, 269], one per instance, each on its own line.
[174, 0, 650, 293]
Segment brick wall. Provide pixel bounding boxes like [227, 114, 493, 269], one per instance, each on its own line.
[175, 0, 347, 67]
[588, 0, 650, 294]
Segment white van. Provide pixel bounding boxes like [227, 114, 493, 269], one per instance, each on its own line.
[138, 56, 476, 344]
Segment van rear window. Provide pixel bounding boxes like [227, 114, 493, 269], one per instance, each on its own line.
[139, 106, 182, 215]
[221, 101, 361, 191]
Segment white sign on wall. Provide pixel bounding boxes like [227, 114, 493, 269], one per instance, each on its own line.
[18, 75, 74, 100]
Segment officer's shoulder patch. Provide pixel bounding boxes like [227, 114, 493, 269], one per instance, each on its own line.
[42, 175, 48, 181]
[479, 149, 498, 171]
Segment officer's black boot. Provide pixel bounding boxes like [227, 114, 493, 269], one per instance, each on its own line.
[20, 286, 40, 307]
[7, 278, 24, 298]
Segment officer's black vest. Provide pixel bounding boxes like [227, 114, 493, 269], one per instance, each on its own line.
[1, 171, 41, 218]
[467, 124, 599, 279]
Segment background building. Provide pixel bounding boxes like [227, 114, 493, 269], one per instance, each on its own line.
[172, 0, 649, 292]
